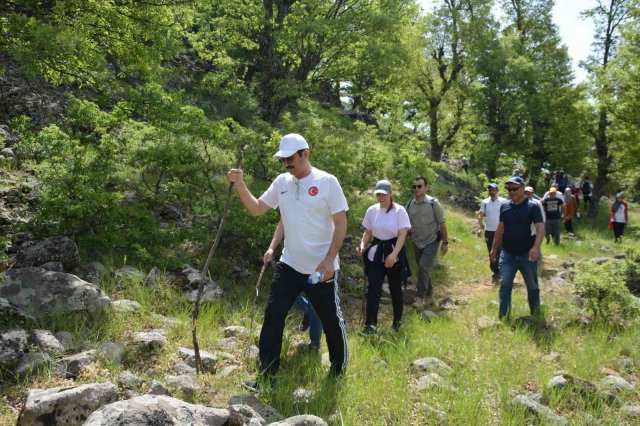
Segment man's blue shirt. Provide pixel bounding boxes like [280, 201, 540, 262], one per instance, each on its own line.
[500, 198, 544, 255]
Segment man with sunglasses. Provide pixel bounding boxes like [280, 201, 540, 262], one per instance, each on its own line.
[406, 176, 448, 299]
[489, 177, 545, 320]
[227, 133, 349, 387]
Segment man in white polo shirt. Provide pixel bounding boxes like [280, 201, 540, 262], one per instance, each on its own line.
[227, 133, 349, 386]
[478, 183, 506, 282]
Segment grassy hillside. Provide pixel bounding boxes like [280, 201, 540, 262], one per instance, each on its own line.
[1, 174, 639, 425]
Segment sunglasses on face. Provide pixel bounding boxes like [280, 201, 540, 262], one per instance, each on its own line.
[507, 186, 521, 192]
[280, 149, 306, 164]
[412, 185, 423, 189]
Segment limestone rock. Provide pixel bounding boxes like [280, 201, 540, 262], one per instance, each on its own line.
[15, 352, 51, 378]
[229, 394, 283, 424]
[97, 341, 126, 364]
[0, 297, 34, 323]
[147, 380, 171, 396]
[119, 371, 144, 390]
[477, 316, 497, 330]
[18, 382, 118, 426]
[228, 404, 265, 425]
[131, 329, 168, 351]
[269, 415, 328, 426]
[177, 347, 217, 373]
[0, 267, 110, 319]
[223, 326, 249, 338]
[144, 266, 162, 286]
[411, 357, 453, 376]
[179, 265, 224, 303]
[111, 299, 143, 314]
[57, 350, 97, 379]
[511, 394, 567, 425]
[84, 394, 229, 426]
[292, 388, 316, 404]
[165, 374, 199, 399]
[0, 328, 28, 369]
[172, 361, 197, 376]
[600, 375, 634, 392]
[16, 236, 80, 271]
[30, 329, 65, 355]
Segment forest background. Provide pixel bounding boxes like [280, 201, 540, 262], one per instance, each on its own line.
[1, 0, 639, 264]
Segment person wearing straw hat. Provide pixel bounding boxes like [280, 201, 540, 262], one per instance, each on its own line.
[227, 133, 349, 387]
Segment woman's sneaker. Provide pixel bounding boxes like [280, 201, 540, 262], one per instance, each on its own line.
[358, 325, 377, 337]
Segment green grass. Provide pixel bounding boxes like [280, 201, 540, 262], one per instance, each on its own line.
[1, 175, 639, 425]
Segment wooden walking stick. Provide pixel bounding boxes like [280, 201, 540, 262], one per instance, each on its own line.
[192, 148, 245, 374]
[248, 262, 268, 344]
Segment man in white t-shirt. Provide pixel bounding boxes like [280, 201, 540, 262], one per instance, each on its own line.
[227, 133, 349, 386]
[478, 183, 506, 282]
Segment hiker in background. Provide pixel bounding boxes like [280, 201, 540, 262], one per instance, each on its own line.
[542, 183, 565, 202]
[356, 180, 411, 336]
[581, 177, 593, 211]
[264, 220, 323, 351]
[490, 177, 544, 320]
[609, 192, 629, 243]
[406, 176, 449, 299]
[557, 171, 569, 194]
[461, 155, 469, 174]
[570, 181, 581, 209]
[563, 188, 579, 236]
[478, 183, 506, 282]
[227, 133, 349, 387]
[524, 186, 545, 232]
[542, 187, 563, 245]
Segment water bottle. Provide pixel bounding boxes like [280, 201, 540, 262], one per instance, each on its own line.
[307, 271, 323, 284]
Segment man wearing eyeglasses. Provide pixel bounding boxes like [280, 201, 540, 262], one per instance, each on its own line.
[227, 133, 349, 387]
[406, 176, 448, 299]
[489, 176, 545, 320]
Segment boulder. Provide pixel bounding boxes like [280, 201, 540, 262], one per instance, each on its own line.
[177, 347, 217, 373]
[0, 297, 34, 323]
[164, 374, 199, 399]
[119, 371, 144, 390]
[18, 382, 118, 426]
[39, 261, 64, 272]
[477, 316, 497, 330]
[229, 394, 283, 424]
[111, 299, 142, 314]
[16, 236, 80, 271]
[413, 373, 448, 391]
[84, 394, 229, 426]
[511, 394, 567, 425]
[131, 329, 168, 351]
[223, 326, 249, 338]
[228, 404, 265, 425]
[600, 375, 634, 392]
[269, 415, 328, 426]
[54, 331, 75, 352]
[30, 329, 65, 355]
[144, 267, 161, 286]
[0, 268, 110, 319]
[97, 341, 126, 364]
[171, 362, 197, 376]
[0, 328, 28, 369]
[57, 350, 97, 379]
[147, 380, 171, 396]
[178, 265, 224, 303]
[411, 357, 453, 376]
[74, 261, 107, 286]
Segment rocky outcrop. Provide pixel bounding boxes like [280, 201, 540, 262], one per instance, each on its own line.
[0, 267, 110, 319]
[16, 236, 80, 271]
[18, 382, 118, 426]
[83, 394, 230, 426]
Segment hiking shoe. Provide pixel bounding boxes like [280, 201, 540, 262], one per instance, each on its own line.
[358, 325, 377, 337]
[392, 320, 402, 332]
[299, 313, 310, 332]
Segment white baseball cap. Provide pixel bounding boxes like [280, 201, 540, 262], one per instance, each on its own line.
[273, 133, 309, 158]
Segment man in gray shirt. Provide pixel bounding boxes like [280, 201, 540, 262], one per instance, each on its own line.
[406, 176, 449, 298]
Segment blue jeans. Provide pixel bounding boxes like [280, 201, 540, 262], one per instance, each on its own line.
[498, 250, 540, 319]
[293, 295, 323, 348]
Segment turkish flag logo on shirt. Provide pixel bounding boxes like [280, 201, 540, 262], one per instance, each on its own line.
[308, 186, 319, 196]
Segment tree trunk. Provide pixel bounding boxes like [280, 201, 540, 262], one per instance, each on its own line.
[428, 99, 443, 161]
[591, 109, 610, 216]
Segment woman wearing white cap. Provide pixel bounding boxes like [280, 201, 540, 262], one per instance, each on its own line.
[356, 180, 411, 336]
[609, 192, 629, 243]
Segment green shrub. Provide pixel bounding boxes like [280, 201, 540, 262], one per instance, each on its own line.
[573, 260, 640, 327]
